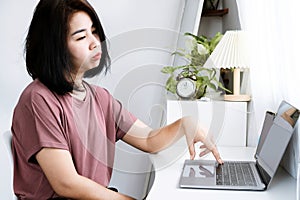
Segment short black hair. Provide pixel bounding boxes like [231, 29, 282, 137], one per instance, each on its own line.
[25, 0, 110, 95]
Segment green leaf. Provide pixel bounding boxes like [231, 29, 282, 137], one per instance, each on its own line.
[217, 81, 232, 93]
[207, 82, 217, 91]
[165, 76, 177, 94]
[209, 32, 223, 53]
[161, 65, 186, 74]
[172, 51, 186, 57]
[161, 31, 225, 96]
[184, 32, 202, 42]
[161, 66, 175, 74]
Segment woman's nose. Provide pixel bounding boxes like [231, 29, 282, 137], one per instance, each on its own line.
[90, 36, 100, 50]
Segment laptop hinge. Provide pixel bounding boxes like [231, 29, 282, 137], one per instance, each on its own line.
[255, 161, 271, 187]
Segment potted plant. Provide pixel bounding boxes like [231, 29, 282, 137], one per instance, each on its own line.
[161, 32, 230, 99]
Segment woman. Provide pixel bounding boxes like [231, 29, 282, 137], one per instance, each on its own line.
[11, 0, 223, 199]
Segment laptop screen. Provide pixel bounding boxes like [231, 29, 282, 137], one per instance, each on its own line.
[256, 101, 299, 184]
[255, 111, 275, 159]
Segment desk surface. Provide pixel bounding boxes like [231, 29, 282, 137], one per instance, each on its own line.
[146, 146, 296, 200]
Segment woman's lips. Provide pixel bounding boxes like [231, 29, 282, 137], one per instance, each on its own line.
[92, 52, 101, 60]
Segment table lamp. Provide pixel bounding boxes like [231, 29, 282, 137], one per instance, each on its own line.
[204, 30, 251, 101]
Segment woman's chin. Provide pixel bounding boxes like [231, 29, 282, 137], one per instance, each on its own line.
[91, 60, 100, 68]
[86, 62, 100, 70]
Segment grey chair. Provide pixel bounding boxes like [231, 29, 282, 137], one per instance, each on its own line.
[109, 141, 155, 200]
[0, 130, 17, 200]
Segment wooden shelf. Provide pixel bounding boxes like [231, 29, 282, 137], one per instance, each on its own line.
[202, 8, 229, 17]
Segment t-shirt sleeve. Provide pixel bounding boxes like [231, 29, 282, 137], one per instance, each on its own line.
[112, 97, 137, 140]
[13, 91, 69, 163]
[97, 87, 137, 141]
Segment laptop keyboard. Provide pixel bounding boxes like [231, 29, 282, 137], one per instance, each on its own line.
[216, 162, 257, 186]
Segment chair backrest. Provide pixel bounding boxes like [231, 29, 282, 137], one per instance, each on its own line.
[0, 131, 17, 200]
[109, 141, 155, 199]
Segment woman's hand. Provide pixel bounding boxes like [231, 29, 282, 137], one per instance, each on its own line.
[182, 116, 223, 164]
[123, 117, 223, 165]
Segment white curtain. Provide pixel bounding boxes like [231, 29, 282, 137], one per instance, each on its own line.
[236, 0, 300, 146]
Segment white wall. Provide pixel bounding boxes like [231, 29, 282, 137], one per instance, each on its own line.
[86, 1, 204, 198]
[0, 0, 204, 198]
[89, 0, 202, 129]
[235, 0, 300, 146]
[0, 0, 39, 134]
[223, 0, 241, 31]
[0, 0, 187, 132]
[0, 0, 206, 133]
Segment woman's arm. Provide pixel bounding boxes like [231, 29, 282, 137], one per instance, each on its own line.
[36, 148, 134, 200]
[122, 116, 223, 164]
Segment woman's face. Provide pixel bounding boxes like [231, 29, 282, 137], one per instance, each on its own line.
[67, 11, 102, 76]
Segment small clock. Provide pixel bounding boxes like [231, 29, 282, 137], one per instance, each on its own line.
[176, 70, 197, 99]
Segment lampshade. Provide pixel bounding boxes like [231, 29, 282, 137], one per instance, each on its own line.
[204, 30, 251, 101]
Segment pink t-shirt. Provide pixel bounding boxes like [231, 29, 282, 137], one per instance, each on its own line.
[11, 79, 137, 199]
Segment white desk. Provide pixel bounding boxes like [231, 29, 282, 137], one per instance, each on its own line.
[147, 146, 296, 200]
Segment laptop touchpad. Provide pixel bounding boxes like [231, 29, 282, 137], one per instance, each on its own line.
[181, 163, 216, 185]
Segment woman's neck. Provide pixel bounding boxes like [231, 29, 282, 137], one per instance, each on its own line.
[73, 81, 85, 92]
[70, 74, 86, 101]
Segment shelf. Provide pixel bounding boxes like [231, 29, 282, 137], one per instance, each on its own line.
[202, 8, 229, 17]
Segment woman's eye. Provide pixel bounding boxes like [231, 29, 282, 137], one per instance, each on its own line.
[76, 36, 86, 41]
[92, 30, 98, 35]
[92, 27, 98, 34]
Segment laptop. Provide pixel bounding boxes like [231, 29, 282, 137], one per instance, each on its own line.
[179, 100, 299, 191]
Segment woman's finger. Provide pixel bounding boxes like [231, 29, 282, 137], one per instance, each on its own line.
[200, 145, 223, 164]
[199, 148, 210, 157]
[211, 147, 223, 164]
[188, 143, 196, 160]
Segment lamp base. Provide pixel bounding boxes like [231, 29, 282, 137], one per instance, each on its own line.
[224, 94, 251, 102]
